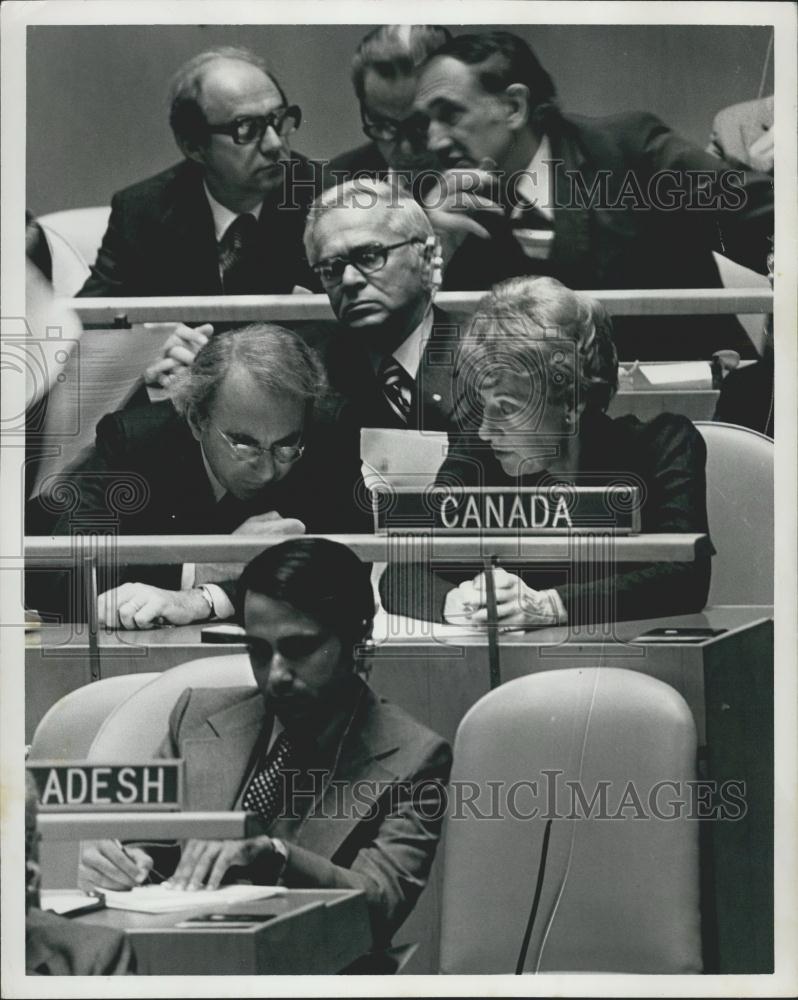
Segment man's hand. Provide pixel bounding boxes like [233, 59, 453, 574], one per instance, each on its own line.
[97, 583, 212, 629]
[232, 511, 306, 538]
[444, 569, 563, 626]
[422, 167, 503, 262]
[167, 837, 276, 891]
[78, 839, 153, 891]
[143, 323, 213, 388]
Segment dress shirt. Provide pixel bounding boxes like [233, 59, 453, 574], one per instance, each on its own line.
[369, 309, 434, 382]
[203, 182, 264, 241]
[509, 135, 555, 221]
[179, 447, 237, 618]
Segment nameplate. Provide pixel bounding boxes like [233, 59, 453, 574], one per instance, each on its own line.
[373, 486, 640, 533]
[27, 761, 183, 811]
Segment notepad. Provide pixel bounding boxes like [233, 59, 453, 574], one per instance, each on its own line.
[103, 884, 283, 913]
[40, 890, 105, 917]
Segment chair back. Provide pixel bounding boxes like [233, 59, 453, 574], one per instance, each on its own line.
[29, 673, 160, 761]
[695, 421, 774, 604]
[38, 207, 111, 296]
[28, 672, 159, 889]
[439, 667, 702, 974]
[88, 655, 255, 761]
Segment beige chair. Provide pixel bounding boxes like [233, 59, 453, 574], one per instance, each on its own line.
[37, 207, 111, 297]
[28, 672, 159, 889]
[439, 667, 701, 974]
[695, 421, 774, 605]
[88, 655, 255, 762]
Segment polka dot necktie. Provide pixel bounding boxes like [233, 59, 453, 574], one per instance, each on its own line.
[242, 730, 295, 826]
[218, 213, 259, 294]
[378, 356, 413, 425]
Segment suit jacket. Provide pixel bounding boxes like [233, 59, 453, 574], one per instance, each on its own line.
[707, 96, 774, 173]
[26, 908, 136, 975]
[381, 411, 713, 625]
[713, 351, 774, 438]
[317, 307, 464, 432]
[324, 141, 388, 187]
[443, 111, 774, 360]
[26, 400, 367, 617]
[155, 679, 452, 946]
[78, 157, 322, 297]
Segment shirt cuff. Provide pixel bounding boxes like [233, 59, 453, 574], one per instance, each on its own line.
[545, 589, 568, 624]
[203, 584, 235, 621]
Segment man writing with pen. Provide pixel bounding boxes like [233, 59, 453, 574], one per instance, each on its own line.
[78, 539, 452, 949]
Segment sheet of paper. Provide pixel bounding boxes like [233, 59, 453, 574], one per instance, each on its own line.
[638, 362, 713, 387]
[103, 884, 283, 913]
[40, 890, 102, 916]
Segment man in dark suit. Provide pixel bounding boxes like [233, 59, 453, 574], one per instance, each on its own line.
[303, 177, 465, 434]
[78, 539, 452, 949]
[413, 32, 774, 361]
[79, 46, 321, 298]
[325, 25, 450, 187]
[27, 324, 364, 628]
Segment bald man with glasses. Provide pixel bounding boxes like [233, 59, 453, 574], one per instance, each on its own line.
[78, 46, 321, 299]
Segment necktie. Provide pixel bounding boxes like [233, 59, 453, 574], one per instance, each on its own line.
[378, 356, 413, 425]
[511, 198, 554, 262]
[242, 730, 295, 826]
[218, 214, 259, 294]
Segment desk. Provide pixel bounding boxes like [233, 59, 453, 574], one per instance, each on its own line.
[29, 605, 773, 974]
[67, 888, 371, 975]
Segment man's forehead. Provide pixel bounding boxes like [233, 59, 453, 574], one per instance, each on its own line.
[199, 58, 283, 117]
[313, 205, 399, 253]
[415, 55, 483, 108]
[211, 365, 303, 429]
[362, 70, 417, 119]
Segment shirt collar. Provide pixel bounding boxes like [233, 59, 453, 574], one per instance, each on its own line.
[510, 134, 554, 221]
[369, 308, 434, 381]
[203, 182, 264, 242]
[199, 442, 227, 502]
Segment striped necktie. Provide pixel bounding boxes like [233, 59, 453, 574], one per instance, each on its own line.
[218, 214, 258, 293]
[242, 730, 295, 826]
[378, 356, 413, 425]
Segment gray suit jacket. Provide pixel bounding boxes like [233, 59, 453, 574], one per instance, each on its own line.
[159, 680, 452, 945]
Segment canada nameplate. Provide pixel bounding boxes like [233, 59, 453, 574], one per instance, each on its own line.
[373, 486, 641, 534]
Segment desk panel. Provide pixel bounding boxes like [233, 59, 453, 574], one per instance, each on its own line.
[70, 888, 371, 975]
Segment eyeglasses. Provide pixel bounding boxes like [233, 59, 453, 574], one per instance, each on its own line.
[211, 423, 304, 465]
[206, 105, 302, 145]
[312, 239, 423, 285]
[361, 108, 430, 143]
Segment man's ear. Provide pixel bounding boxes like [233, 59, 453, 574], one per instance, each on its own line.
[504, 83, 531, 131]
[179, 137, 207, 167]
[186, 407, 204, 441]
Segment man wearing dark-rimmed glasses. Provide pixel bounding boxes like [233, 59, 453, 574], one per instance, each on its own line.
[325, 25, 450, 186]
[78, 47, 322, 298]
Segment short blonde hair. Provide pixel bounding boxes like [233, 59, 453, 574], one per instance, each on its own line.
[456, 276, 618, 415]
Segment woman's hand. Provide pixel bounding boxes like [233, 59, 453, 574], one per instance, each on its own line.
[443, 569, 565, 626]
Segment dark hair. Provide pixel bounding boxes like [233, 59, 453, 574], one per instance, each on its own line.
[239, 538, 376, 646]
[426, 31, 557, 132]
[352, 25, 452, 103]
[168, 47, 287, 148]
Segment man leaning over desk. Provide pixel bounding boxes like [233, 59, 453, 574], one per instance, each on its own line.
[26, 324, 365, 628]
[78, 539, 452, 949]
